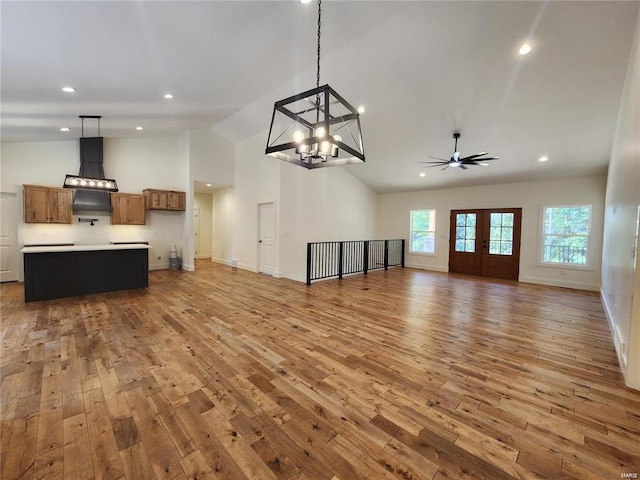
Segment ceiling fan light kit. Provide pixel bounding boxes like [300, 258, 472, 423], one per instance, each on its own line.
[420, 132, 499, 171]
[265, 0, 365, 169]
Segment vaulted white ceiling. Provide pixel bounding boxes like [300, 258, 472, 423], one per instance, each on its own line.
[2, 1, 638, 193]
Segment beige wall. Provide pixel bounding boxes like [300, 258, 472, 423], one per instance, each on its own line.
[194, 192, 213, 259]
[602, 11, 640, 390]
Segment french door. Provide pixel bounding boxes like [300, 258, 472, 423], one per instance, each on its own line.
[449, 208, 522, 281]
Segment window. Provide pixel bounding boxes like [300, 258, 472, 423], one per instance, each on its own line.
[455, 213, 476, 252]
[410, 209, 436, 254]
[542, 205, 591, 266]
[489, 212, 514, 255]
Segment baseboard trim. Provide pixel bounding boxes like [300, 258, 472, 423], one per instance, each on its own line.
[519, 275, 599, 291]
[404, 263, 448, 273]
[149, 263, 169, 271]
[600, 289, 628, 374]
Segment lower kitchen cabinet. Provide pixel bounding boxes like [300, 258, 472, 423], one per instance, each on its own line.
[23, 248, 149, 302]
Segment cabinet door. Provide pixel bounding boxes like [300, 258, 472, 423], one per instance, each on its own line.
[24, 186, 50, 223]
[129, 195, 146, 225]
[48, 189, 73, 224]
[168, 191, 185, 211]
[150, 190, 168, 209]
[111, 194, 129, 224]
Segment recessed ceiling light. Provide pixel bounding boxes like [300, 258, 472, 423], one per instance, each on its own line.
[60, 127, 70, 132]
[206, 183, 212, 187]
[419, 172, 426, 177]
[357, 106, 365, 114]
[519, 43, 532, 55]
[136, 126, 144, 131]
[300, 0, 312, 3]
[538, 155, 549, 162]
[61, 86, 76, 93]
[164, 93, 174, 99]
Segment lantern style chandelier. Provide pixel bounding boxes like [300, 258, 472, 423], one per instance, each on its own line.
[265, 0, 365, 169]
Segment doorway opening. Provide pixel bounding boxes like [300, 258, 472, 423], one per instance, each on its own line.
[449, 208, 522, 281]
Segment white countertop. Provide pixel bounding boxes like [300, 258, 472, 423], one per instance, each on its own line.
[21, 244, 152, 253]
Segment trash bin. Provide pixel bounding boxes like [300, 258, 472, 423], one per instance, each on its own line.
[169, 256, 181, 270]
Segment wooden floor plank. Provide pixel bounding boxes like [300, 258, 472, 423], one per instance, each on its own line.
[1, 261, 638, 480]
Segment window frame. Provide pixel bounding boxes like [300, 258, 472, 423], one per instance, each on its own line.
[409, 209, 437, 255]
[539, 204, 593, 270]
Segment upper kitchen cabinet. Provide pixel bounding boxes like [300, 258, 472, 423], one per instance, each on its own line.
[143, 189, 186, 211]
[111, 193, 146, 225]
[24, 185, 72, 224]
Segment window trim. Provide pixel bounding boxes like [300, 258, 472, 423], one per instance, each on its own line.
[538, 204, 593, 270]
[409, 209, 437, 255]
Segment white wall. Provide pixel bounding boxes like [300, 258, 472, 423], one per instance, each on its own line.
[188, 128, 234, 187]
[211, 187, 235, 266]
[231, 130, 378, 282]
[378, 176, 606, 291]
[194, 192, 213, 258]
[1, 136, 189, 277]
[233, 132, 281, 273]
[279, 162, 378, 282]
[602, 12, 640, 390]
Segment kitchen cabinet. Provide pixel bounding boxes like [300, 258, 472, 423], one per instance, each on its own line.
[111, 193, 146, 225]
[143, 189, 186, 211]
[24, 185, 73, 224]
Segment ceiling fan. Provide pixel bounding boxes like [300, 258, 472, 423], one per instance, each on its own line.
[420, 132, 499, 170]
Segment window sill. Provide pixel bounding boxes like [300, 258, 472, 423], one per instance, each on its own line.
[537, 261, 594, 272]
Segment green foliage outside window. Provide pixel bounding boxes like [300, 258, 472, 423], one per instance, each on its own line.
[410, 210, 436, 253]
[543, 206, 590, 265]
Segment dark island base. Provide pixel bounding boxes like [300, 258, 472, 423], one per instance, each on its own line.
[24, 249, 148, 302]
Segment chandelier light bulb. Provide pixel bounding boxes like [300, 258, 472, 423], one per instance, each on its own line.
[293, 130, 305, 143]
[316, 127, 326, 138]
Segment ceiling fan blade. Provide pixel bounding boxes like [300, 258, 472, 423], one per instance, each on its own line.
[466, 161, 491, 166]
[418, 161, 449, 164]
[460, 164, 468, 170]
[459, 152, 488, 161]
[441, 165, 450, 171]
[461, 157, 499, 164]
[428, 156, 450, 161]
[424, 163, 448, 168]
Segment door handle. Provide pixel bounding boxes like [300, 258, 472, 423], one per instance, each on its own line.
[482, 240, 488, 248]
[259, 240, 262, 243]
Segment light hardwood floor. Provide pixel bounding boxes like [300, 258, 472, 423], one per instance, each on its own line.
[1, 261, 639, 480]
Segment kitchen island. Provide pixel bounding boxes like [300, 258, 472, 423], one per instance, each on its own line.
[21, 243, 150, 302]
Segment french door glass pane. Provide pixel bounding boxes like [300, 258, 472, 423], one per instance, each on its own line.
[488, 213, 514, 256]
[455, 213, 476, 252]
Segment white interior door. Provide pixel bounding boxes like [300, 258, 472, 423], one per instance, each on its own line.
[259, 202, 275, 275]
[0, 192, 19, 282]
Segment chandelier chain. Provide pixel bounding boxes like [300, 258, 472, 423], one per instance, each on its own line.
[317, 0, 321, 89]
